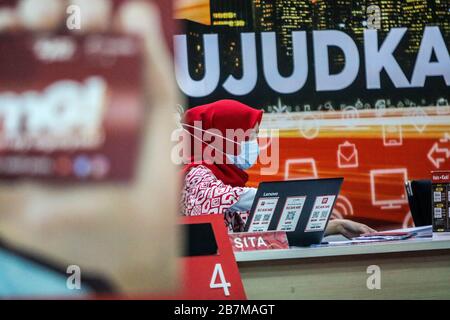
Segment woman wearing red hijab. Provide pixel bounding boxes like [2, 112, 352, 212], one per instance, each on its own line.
[180, 100, 375, 237]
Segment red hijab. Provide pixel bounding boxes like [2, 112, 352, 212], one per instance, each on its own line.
[181, 100, 263, 187]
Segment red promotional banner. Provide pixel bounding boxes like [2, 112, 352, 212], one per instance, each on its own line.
[246, 108, 450, 229]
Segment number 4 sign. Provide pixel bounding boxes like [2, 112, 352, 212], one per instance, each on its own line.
[210, 263, 231, 296]
[180, 215, 246, 300]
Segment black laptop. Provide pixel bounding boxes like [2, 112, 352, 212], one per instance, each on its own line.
[405, 179, 432, 227]
[244, 178, 344, 246]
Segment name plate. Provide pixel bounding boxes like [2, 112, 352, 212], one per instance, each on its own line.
[229, 231, 289, 252]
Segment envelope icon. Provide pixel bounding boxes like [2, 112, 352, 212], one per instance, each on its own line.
[338, 141, 358, 168]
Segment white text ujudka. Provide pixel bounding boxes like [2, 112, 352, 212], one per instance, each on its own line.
[174, 27, 450, 97]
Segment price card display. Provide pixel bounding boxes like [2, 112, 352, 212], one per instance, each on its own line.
[248, 197, 279, 232]
[431, 171, 450, 232]
[276, 196, 306, 231]
[305, 195, 336, 232]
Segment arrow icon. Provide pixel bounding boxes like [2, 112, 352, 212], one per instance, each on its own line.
[428, 137, 450, 168]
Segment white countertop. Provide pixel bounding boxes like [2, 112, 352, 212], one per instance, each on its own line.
[235, 233, 450, 263]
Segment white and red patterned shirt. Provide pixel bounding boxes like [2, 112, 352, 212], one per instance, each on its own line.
[181, 165, 255, 232]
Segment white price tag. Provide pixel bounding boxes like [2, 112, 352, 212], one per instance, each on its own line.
[434, 192, 442, 202]
[434, 207, 442, 218]
[277, 196, 306, 231]
[305, 195, 336, 232]
[248, 197, 279, 232]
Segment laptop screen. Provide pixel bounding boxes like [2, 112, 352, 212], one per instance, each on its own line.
[244, 178, 343, 234]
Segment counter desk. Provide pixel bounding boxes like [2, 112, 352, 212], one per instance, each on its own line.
[235, 234, 450, 299]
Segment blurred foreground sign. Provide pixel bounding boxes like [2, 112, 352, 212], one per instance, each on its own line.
[0, 34, 144, 182]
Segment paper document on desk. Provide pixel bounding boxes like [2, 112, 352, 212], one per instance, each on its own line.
[353, 232, 413, 241]
[352, 226, 433, 242]
[324, 226, 432, 246]
[395, 225, 432, 238]
[318, 226, 433, 247]
[326, 239, 386, 246]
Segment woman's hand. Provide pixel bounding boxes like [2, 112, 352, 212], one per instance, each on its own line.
[325, 219, 376, 239]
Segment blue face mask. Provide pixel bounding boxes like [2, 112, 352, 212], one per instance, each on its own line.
[226, 139, 260, 170]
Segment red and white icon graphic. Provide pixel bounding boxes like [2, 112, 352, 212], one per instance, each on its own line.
[370, 168, 408, 210]
[428, 133, 450, 169]
[337, 141, 359, 168]
[298, 113, 320, 140]
[382, 124, 403, 146]
[284, 158, 318, 180]
[404, 107, 430, 133]
[332, 195, 354, 219]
